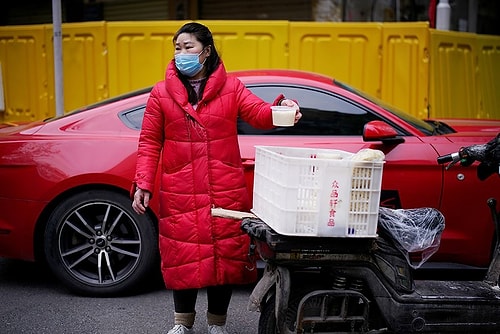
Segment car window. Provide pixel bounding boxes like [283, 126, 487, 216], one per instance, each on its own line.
[119, 106, 146, 130]
[117, 85, 397, 136]
[334, 80, 438, 135]
[239, 85, 383, 135]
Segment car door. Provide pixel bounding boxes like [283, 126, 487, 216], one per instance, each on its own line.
[238, 84, 442, 217]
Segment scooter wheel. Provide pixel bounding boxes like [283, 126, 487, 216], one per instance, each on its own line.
[259, 298, 278, 334]
[259, 295, 300, 334]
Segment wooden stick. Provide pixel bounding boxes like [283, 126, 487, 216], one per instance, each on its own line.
[211, 207, 256, 219]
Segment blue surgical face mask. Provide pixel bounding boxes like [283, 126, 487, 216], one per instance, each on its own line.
[174, 49, 206, 77]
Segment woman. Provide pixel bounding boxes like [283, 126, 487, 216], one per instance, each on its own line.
[132, 22, 300, 334]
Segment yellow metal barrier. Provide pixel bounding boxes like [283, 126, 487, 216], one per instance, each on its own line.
[381, 22, 429, 119]
[106, 21, 180, 97]
[476, 34, 500, 119]
[45, 22, 108, 112]
[201, 20, 289, 71]
[428, 30, 500, 120]
[429, 30, 480, 119]
[0, 25, 49, 122]
[106, 20, 289, 97]
[0, 21, 498, 123]
[289, 22, 382, 99]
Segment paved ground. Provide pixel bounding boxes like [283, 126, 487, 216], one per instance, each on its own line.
[0, 258, 260, 334]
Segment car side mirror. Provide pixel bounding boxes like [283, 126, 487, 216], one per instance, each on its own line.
[363, 120, 404, 144]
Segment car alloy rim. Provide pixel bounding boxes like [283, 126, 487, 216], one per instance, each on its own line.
[57, 201, 141, 286]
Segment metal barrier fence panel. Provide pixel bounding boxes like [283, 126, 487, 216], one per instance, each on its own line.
[106, 20, 289, 97]
[107, 21, 180, 97]
[0, 21, 499, 123]
[0, 25, 49, 122]
[381, 22, 429, 120]
[429, 30, 479, 119]
[202, 20, 289, 71]
[44, 22, 108, 113]
[289, 22, 382, 98]
[476, 34, 500, 119]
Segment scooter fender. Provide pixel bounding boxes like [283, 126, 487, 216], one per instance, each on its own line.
[248, 263, 292, 333]
[275, 265, 291, 332]
[248, 263, 278, 312]
[485, 242, 500, 287]
[247, 264, 291, 315]
[485, 199, 500, 287]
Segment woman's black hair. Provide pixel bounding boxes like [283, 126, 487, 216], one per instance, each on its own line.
[173, 22, 220, 104]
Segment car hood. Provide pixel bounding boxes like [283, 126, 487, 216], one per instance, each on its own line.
[429, 118, 500, 133]
[438, 131, 498, 146]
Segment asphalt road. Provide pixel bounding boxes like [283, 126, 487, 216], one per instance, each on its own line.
[0, 258, 259, 334]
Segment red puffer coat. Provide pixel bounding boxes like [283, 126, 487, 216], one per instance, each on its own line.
[134, 61, 277, 290]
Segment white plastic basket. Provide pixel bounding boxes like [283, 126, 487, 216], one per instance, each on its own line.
[251, 146, 384, 237]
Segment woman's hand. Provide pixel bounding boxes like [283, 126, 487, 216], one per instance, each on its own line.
[280, 99, 302, 124]
[132, 188, 151, 214]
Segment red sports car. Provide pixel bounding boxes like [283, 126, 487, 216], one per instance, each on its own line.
[1, 69, 499, 296]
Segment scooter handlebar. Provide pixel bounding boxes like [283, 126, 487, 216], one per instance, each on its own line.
[437, 133, 500, 180]
[436, 153, 456, 165]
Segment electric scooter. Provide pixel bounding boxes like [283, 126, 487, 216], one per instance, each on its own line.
[239, 135, 500, 333]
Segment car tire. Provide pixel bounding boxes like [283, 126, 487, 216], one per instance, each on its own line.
[44, 190, 158, 296]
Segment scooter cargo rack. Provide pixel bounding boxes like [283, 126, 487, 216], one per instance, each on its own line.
[241, 217, 376, 263]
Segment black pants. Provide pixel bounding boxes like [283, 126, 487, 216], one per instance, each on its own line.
[173, 285, 233, 315]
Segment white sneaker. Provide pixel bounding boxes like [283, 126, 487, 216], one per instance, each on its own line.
[207, 325, 228, 334]
[167, 324, 195, 334]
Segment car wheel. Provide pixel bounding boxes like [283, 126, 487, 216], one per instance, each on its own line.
[44, 190, 158, 296]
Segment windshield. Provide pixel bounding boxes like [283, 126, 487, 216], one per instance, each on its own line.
[334, 80, 442, 136]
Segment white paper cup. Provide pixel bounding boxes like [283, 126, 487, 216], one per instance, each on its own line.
[271, 106, 295, 127]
